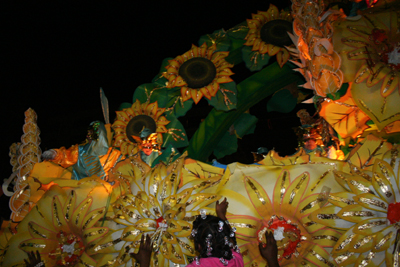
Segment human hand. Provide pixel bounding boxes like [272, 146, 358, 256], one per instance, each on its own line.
[259, 231, 279, 267]
[131, 234, 152, 267]
[24, 250, 44, 267]
[216, 197, 228, 221]
[42, 149, 57, 160]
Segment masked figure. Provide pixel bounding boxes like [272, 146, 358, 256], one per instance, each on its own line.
[42, 121, 122, 180]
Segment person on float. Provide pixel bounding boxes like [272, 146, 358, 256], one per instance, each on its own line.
[131, 127, 163, 167]
[42, 121, 122, 181]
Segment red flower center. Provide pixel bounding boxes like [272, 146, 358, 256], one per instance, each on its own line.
[156, 216, 167, 229]
[257, 217, 302, 261]
[49, 230, 85, 266]
[387, 202, 400, 224]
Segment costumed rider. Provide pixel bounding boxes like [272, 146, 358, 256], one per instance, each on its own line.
[42, 121, 122, 181]
[295, 109, 344, 160]
[132, 127, 162, 167]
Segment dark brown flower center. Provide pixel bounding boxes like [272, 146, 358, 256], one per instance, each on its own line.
[260, 19, 293, 48]
[126, 115, 156, 143]
[179, 57, 217, 89]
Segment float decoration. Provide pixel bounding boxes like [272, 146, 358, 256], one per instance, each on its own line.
[94, 154, 222, 266]
[162, 43, 237, 110]
[218, 161, 347, 267]
[242, 4, 293, 71]
[310, 142, 400, 266]
[319, 84, 371, 139]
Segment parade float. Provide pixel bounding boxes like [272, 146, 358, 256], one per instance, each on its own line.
[1, 0, 400, 266]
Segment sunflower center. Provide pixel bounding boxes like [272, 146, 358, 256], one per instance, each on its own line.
[49, 230, 84, 266]
[260, 19, 293, 48]
[178, 57, 217, 89]
[257, 216, 302, 261]
[387, 202, 400, 224]
[126, 115, 157, 143]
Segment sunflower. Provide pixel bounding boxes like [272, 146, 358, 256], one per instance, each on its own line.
[219, 162, 345, 266]
[112, 100, 170, 156]
[334, 10, 400, 130]
[3, 185, 110, 267]
[162, 43, 234, 104]
[244, 4, 293, 68]
[92, 155, 222, 266]
[310, 152, 400, 266]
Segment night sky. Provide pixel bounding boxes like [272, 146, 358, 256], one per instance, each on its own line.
[2, 0, 313, 179]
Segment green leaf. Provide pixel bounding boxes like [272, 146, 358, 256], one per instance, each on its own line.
[152, 58, 173, 87]
[163, 114, 189, 148]
[151, 144, 181, 168]
[267, 89, 297, 113]
[226, 21, 249, 39]
[326, 83, 349, 100]
[207, 81, 237, 111]
[213, 131, 238, 159]
[242, 46, 271, 72]
[186, 62, 302, 161]
[132, 83, 159, 104]
[234, 113, 258, 138]
[166, 98, 194, 118]
[118, 102, 132, 111]
[198, 29, 231, 52]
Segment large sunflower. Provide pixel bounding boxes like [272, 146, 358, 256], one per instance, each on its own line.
[218, 162, 346, 266]
[112, 100, 170, 156]
[3, 185, 111, 267]
[309, 137, 400, 266]
[334, 10, 400, 130]
[92, 155, 222, 266]
[162, 43, 234, 104]
[244, 4, 293, 68]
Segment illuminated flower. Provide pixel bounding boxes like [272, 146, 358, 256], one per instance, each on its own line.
[163, 43, 235, 106]
[310, 152, 400, 266]
[93, 155, 222, 266]
[3, 186, 110, 266]
[335, 11, 400, 129]
[112, 100, 170, 156]
[220, 163, 344, 266]
[244, 4, 293, 68]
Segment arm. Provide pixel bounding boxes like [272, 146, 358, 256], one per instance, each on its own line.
[259, 231, 280, 267]
[216, 197, 228, 221]
[131, 234, 152, 267]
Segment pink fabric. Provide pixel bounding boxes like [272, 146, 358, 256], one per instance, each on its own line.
[187, 251, 244, 267]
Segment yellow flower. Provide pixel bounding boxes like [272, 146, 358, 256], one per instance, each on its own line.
[244, 4, 293, 67]
[112, 100, 169, 156]
[3, 185, 110, 267]
[163, 43, 234, 104]
[310, 146, 400, 266]
[335, 11, 400, 130]
[219, 163, 345, 266]
[93, 155, 222, 266]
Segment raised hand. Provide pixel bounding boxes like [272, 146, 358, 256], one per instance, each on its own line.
[24, 250, 44, 267]
[259, 231, 280, 267]
[216, 197, 229, 221]
[131, 234, 152, 267]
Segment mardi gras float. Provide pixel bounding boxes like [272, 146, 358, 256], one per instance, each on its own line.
[1, 0, 400, 266]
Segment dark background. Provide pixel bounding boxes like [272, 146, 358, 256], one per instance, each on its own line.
[1, 0, 315, 186]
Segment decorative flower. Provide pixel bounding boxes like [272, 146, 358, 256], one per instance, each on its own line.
[93, 155, 222, 266]
[162, 43, 235, 106]
[3, 186, 110, 266]
[243, 4, 293, 68]
[219, 163, 345, 266]
[112, 100, 170, 156]
[310, 154, 400, 266]
[335, 10, 400, 130]
[289, 1, 345, 97]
